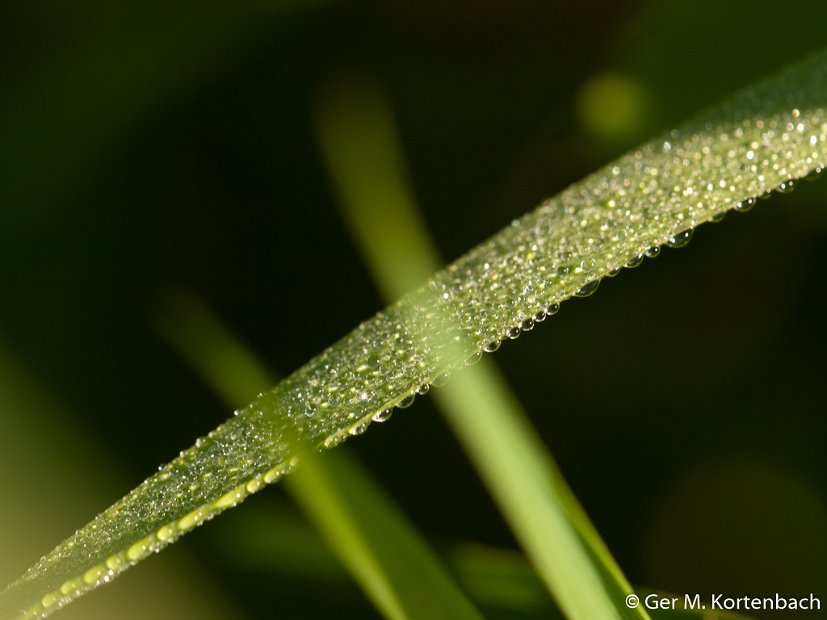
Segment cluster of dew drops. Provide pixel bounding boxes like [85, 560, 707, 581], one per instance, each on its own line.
[326, 161, 825, 447]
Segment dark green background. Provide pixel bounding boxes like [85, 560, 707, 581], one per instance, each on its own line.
[1, 1, 825, 618]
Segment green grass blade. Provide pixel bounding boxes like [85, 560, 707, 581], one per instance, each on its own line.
[2, 48, 825, 620]
[154, 290, 275, 405]
[315, 75, 647, 619]
[156, 292, 483, 620]
[288, 451, 483, 620]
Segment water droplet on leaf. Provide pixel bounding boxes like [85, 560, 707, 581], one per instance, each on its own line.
[431, 373, 450, 387]
[484, 340, 501, 352]
[667, 229, 693, 248]
[776, 179, 796, 193]
[575, 279, 600, 297]
[396, 393, 415, 409]
[625, 254, 644, 268]
[464, 352, 482, 365]
[735, 196, 756, 212]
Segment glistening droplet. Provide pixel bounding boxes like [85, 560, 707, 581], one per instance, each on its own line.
[734, 196, 756, 212]
[533, 310, 547, 322]
[574, 280, 600, 297]
[776, 179, 796, 193]
[483, 340, 501, 353]
[431, 373, 450, 387]
[667, 229, 693, 248]
[625, 254, 644, 268]
[804, 165, 825, 181]
[520, 318, 535, 331]
[575, 280, 600, 297]
[396, 394, 415, 409]
[323, 434, 346, 449]
[416, 383, 431, 395]
[507, 326, 521, 339]
[464, 352, 482, 365]
[545, 303, 560, 316]
[373, 409, 393, 423]
[645, 246, 661, 258]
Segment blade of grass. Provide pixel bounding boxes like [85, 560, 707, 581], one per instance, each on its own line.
[156, 291, 483, 620]
[2, 48, 825, 620]
[315, 74, 647, 620]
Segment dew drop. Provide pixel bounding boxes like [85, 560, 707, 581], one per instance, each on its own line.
[323, 435, 345, 449]
[372, 409, 393, 423]
[396, 393, 416, 409]
[156, 525, 176, 542]
[464, 351, 482, 365]
[545, 303, 560, 316]
[533, 310, 547, 322]
[645, 246, 661, 258]
[126, 537, 153, 561]
[667, 229, 693, 248]
[711, 211, 727, 223]
[416, 383, 431, 395]
[349, 422, 369, 436]
[431, 373, 450, 387]
[263, 466, 285, 483]
[106, 556, 124, 572]
[575, 280, 600, 297]
[178, 510, 204, 532]
[507, 326, 521, 339]
[625, 254, 644, 268]
[556, 265, 571, 276]
[734, 196, 756, 212]
[60, 581, 76, 596]
[484, 340, 501, 352]
[776, 179, 796, 193]
[520, 318, 535, 331]
[607, 267, 621, 277]
[804, 165, 825, 181]
[41, 594, 58, 609]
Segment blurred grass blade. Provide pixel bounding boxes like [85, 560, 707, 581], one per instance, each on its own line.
[288, 451, 482, 620]
[156, 292, 483, 620]
[3, 48, 826, 620]
[314, 75, 442, 299]
[315, 75, 647, 619]
[155, 290, 274, 404]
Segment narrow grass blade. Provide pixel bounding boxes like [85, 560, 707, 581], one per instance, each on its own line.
[288, 451, 483, 620]
[2, 48, 825, 620]
[156, 292, 482, 620]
